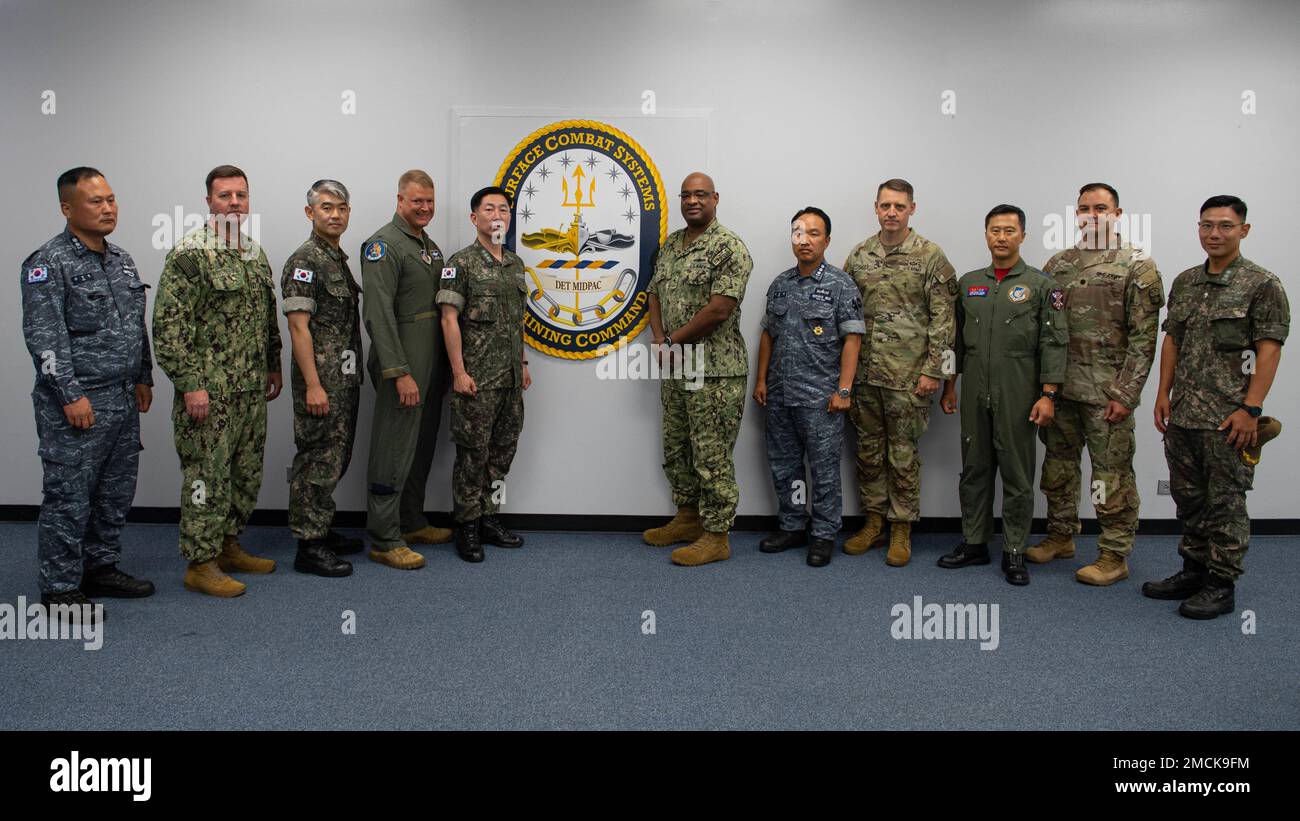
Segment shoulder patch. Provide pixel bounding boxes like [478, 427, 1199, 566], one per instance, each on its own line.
[1050, 288, 1065, 311]
[293, 268, 314, 283]
[364, 241, 387, 262]
[441, 267, 457, 280]
[26, 266, 49, 284]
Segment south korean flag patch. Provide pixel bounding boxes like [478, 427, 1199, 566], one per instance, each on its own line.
[293, 268, 314, 284]
[441, 267, 457, 280]
[27, 266, 49, 284]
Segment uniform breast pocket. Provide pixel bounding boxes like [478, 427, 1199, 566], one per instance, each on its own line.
[210, 267, 246, 303]
[802, 304, 837, 344]
[1209, 305, 1251, 351]
[1003, 306, 1038, 354]
[66, 284, 113, 333]
[126, 277, 147, 312]
[765, 297, 788, 336]
[324, 277, 353, 303]
[682, 263, 711, 286]
[466, 296, 498, 324]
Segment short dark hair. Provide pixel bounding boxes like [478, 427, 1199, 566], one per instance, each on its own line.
[1200, 194, 1247, 221]
[1078, 182, 1119, 207]
[57, 166, 104, 202]
[206, 164, 247, 195]
[985, 203, 1026, 232]
[471, 186, 511, 211]
[792, 206, 831, 237]
[876, 178, 914, 201]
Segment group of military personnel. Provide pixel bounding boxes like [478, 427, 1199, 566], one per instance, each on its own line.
[20, 165, 1288, 623]
[639, 175, 1287, 621]
[22, 165, 529, 617]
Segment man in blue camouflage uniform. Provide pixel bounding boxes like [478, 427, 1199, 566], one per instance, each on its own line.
[20, 167, 156, 617]
[754, 207, 864, 567]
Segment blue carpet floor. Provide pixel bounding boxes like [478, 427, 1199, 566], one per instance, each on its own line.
[0, 523, 1295, 730]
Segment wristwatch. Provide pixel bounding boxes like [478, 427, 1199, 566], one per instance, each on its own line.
[1240, 403, 1262, 418]
[837, 387, 851, 399]
[1041, 389, 1058, 401]
[663, 333, 674, 347]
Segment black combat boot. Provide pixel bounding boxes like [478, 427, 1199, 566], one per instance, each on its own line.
[1142, 555, 1209, 600]
[806, 538, 833, 568]
[1002, 551, 1030, 586]
[480, 515, 523, 548]
[759, 529, 808, 553]
[323, 529, 364, 555]
[41, 590, 105, 623]
[937, 542, 990, 569]
[1178, 575, 1235, 620]
[456, 519, 485, 563]
[81, 563, 155, 598]
[294, 539, 353, 577]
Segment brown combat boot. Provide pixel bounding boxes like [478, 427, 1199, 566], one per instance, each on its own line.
[1076, 549, 1129, 586]
[643, 506, 704, 546]
[368, 546, 426, 570]
[1025, 533, 1075, 564]
[670, 531, 731, 566]
[402, 525, 454, 544]
[885, 521, 912, 567]
[217, 536, 276, 574]
[184, 560, 246, 597]
[843, 512, 887, 555]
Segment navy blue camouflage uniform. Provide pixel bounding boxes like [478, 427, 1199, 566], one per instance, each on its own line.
[20, 228, 153, 595]
[761, 262, 865, 540]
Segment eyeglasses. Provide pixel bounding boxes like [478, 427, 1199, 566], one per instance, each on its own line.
[679, 191, 715, 201]
[1198, 221, 1243, 233]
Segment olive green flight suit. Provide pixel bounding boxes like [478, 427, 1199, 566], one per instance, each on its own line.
[361, 213, 450, 550]
[953, 260, 1068, 554]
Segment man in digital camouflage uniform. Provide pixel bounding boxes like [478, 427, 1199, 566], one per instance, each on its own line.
[1028, 182, 1164, 586]
[153, 164, 283, 597]
[644, 172, 753, 567]
[438, 186, 530, 563]
[842, 179, 956, 567]
[281, 179, 363, 578]
[1146, 195, 1288, 619]
[21, 166, 156, 618]
[754, 206, 864, 567]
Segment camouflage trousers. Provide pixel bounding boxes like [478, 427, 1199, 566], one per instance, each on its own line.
[450, 387, 524, 522]
[848, 383, 930, 522]
[33, 386, 141, 595]
[288, 384, 360, 540]
[660, 376, 745, 533]
[1039, 398, 1139, 556]
[172, 389, 266, 563]
[766, 404, 845, 540]
[1164, 424, 1254, 580]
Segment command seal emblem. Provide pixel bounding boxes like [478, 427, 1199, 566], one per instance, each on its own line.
[495, 120, 667, 359]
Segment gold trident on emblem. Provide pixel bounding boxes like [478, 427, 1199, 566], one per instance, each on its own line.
[561, 163, 597, 214]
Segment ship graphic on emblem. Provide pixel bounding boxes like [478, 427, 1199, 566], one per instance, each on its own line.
[495, 120, 667, 359]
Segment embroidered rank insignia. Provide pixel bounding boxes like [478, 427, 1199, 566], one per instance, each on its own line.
[441, 267, 457, 279]
[967, 285, 988, 297]
[364, 241, 386, 262]
[70, 273, 93, 285]
[27, 267, 49, 283]
[1007, 285, 1029, 303]
[1050, 288, 1065, 311]
[293, 268, 314, 283]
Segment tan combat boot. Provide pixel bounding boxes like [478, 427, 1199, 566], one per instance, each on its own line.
[885, 521, 912, 567]
[670, 531, 731, 566]
[402, 525, 454, 544]
[368, 545, 426, 570]
[1025, 533, 1075, 564]
[643, 506, 704, 546]
[1076, 550, 1129, 586]
[843, 512, 887, 555]
[217, 535, 276, 574]
[184, 560, 246, 597]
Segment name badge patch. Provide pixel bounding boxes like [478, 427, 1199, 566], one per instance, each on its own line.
[293, 268, 314, 283]
[810, 286, 834, 304]
[967, 285, 988, 297]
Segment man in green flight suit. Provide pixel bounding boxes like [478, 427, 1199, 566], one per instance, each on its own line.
[362, 170, 452, 571]
[437, 186, 531, 563]
[938, 204, 1068, 585]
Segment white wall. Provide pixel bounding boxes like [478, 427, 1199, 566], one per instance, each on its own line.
[2, 0, 1296, 519]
